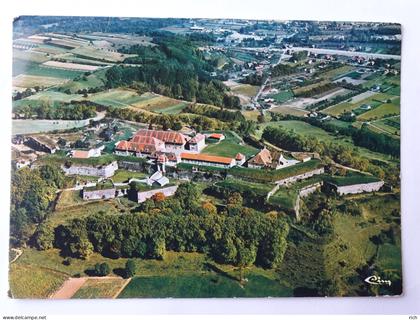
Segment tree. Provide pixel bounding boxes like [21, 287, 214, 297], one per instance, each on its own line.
[201, 201, 217, 215]
[33, 223, 54, 250]
[152, 192, 166, 203]
[257, 114, 266, 124]
[234, 239, 257, 284]
[175, 182, 201, 212]
[125, 259, 136, 278]
[39, 164, 65, 189]
[95, 262, 110, 276]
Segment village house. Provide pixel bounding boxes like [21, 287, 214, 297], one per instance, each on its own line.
[69, 146, 105, 159]
[180, 153, 236, 168]
[207, 133, 225, 142]
[26, 135, 58, 154]
[186, 133, 206, 152]
[62, 161, 118, 178]
[235, 153, 246, 166]
[247, 148, 299, 170]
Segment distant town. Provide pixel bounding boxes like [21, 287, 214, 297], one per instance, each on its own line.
[10, 17, 401, 299]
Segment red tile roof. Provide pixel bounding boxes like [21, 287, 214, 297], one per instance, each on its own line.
[208, 133, 224, 140]
[188, 133, 205, 144]
[134, 129, 187, 145]
[248, 148, 272, 166]
[72, 150, 90, 159]
[235, 153, 245, 160]
[115, 137, 164, 154]
[181, 153, 234, 165]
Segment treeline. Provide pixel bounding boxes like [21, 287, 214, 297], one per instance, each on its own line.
[261, 125, 398, 184]
[106, 35, 236, 108]
[107, 106, 226, 132]
[36, 183, 290, 271]
[270, 64, 297, 77]
[289, 50, 308, 62]
[304, 117, 400, 158]
[294, 83, 338, 98]
[106, 106, 255, 136]
[10, 164, 64, 246]
[184, 104, 245, 122]
[239, 73, 264, 86]
[14, 102, 96, 120]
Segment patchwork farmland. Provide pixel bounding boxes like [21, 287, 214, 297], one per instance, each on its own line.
[10, 17, 401, 300]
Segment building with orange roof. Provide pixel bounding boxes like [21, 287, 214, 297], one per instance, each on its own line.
[180, 152, 235, 168]
[235, 153, 246, 166]
[248, 148, 299, 170]
[134, 129, 187, 152]
[114, 136, 165, 157]
[207, 133, 225, 142]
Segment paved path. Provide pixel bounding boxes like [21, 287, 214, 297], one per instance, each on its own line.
[112, 278, 131, 298]
[50, 277, 87, 299]
[10, 248, 23, 263]
[50, 276, 130, 299]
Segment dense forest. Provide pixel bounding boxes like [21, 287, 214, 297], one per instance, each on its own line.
[105, 35, 237, 108]
[34, 182, 290, 271]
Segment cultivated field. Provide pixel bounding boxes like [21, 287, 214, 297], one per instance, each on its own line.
[72, 278, 129, 299]
[12, 74, 69, 89]
[43, 60, 102, 71]
[131, 94, 189, 114]
[9, 263, 68, 298]
[324, 92, 397, 117]
[71, 47, 136, 63]
[357, 103, 400, 121]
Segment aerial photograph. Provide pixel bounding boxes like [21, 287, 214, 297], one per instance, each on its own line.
[9, 16, 401, 299]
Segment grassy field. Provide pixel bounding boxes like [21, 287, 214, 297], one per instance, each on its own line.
[9, 263, 68, 298]
[215, 178, 273, 196]
[58, 69, 107, 93]
[267, 189, 297, 210]
[87, 89, 146, 107]
[13, 59, 83, 79]
[71, 47, 136, 63]
[15, 91, 83, 105]
[13, 49, 50, 63]
[270, 105, 309, 117]
[118, 274, 292, 298]
[202, 132, 258, 158]
[324, 92, 396, 117]
[254, 120, 396, 163]
[130, 94, 189, 114]
[357, 103, 400, 121]
[292, 80, 330, 95]
[241, 110, 261, 121]
[370, 117, 400, 136]
[13, 74, 69, 89]
[323, 65, 354, 80]
[270, 90, 294, 103]
[49, 198, 123, 227]
[230, 84, 259, 97]
[324, 194, 401, 295]
[229, 160, 323, 183]
[111, 170, 148, 183]
[72, 278, 128, 299]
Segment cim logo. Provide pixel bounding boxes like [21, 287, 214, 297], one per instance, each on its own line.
[364, 275, 392, 286]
